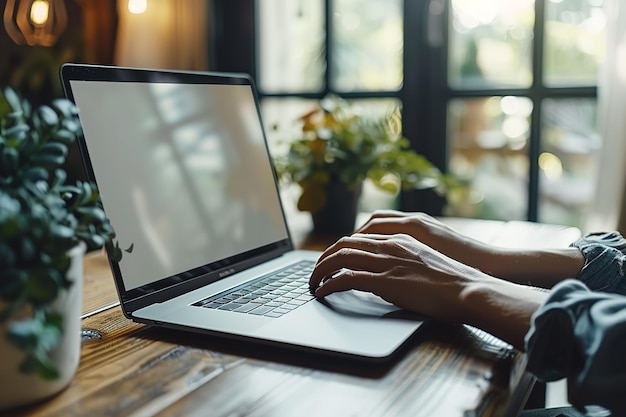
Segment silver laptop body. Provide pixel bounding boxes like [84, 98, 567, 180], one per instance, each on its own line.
[60, 63, 424, 362]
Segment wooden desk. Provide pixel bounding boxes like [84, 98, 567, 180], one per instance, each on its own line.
[8, 216, 581, 417]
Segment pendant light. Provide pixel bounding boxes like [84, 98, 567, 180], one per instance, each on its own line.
[3, 0, 68, 46]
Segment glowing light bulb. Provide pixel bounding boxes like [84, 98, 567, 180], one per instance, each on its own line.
[30, 0, 50, 26]
[128, 0, 147, 14]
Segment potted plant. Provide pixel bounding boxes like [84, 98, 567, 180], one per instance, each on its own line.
[273, 96, 456, 235]
[0, 87, 129, 410]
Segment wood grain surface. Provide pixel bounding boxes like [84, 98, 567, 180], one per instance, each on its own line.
[6, 216, 580, 417]
[8, 304, 521, 417]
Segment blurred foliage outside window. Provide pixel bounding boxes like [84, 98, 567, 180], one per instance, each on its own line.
[257, 0, 605, 229]
[446, 0, 604, 228]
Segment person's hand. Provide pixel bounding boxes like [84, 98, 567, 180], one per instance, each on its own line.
[354, 210, 585, 288]
[309, 230, 549, 349]
[309, 232, 490, 323]
[355, 210, 496, 273]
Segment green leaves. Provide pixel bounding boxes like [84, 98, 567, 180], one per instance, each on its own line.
[3, 123, 29, 140]
[0, 87, 130, 380]
[37, 105, 60, 128]
[0, 88, 83, 186]
[7, 310, 63, 380]
[2, 87, 23, 113]
[0, 190, 21, 228]
[107, 240, 134, 263]
[24, 270, 63, 304]
[274, 97, 458, 213]
[32, 141, 68, 167]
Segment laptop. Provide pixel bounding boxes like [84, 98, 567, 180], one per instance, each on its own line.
[60, 63, 425, 362]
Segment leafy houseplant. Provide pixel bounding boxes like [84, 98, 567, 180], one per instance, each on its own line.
[0, 87, 129, 406]
[273, 97, 455, 234]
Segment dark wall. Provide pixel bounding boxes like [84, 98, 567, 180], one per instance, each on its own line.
[0, 0, 118, 106]
[1, 0, 119, 183]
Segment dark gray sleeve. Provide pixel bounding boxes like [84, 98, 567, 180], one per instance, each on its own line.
[570, 232, 626, 295]
[525, 279, 626, 415]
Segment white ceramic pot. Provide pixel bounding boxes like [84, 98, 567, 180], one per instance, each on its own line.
[0, 242, 85, 411]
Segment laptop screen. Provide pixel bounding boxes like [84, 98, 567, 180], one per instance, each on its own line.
[65, 68, 290, 294]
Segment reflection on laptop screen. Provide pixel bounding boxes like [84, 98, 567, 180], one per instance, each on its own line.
[70, 80, 289, 290]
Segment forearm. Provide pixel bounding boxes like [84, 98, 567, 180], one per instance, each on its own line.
[376, 215, 586, 288]
[424, 235, 585, 289]
[459, 279, 549, 350]
[481, 247, 585, 288]
[360, 212, 606, 290]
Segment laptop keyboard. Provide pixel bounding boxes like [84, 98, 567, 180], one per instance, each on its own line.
[193, 260, 316, 318]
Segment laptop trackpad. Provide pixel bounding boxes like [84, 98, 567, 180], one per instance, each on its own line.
[254, 290, 425, 359]
[320, 290, 421, 319]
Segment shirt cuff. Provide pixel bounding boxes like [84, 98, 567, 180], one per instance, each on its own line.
[525, 279, 626, 415]
[524, 279, 587, 382]
[570, 232, 626, 295]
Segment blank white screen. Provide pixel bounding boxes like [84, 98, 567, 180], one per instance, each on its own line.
[70, 80, 288, 290]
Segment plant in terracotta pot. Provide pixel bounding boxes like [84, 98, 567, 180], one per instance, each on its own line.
[273, 96, 456, 235]
[0, 87, 129, 410]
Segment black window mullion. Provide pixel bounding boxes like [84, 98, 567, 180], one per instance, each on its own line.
[399, 0, 448, 215]
[527, 0, 547, 222]
[211, 0, 256, 77]
[448, 86, 595, 99]
[324, 0, 332, 96]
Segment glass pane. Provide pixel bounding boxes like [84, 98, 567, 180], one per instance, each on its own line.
[544, 0, 606, 86]
[261, 98, 321, 220]
[447, 96, 533, 220]
[260, 98, 319, 157]
[539, 99, 600, 227]
[331, 0, 403, 91]
[449, 0, 534, 89]
[257, 0, 325, 93]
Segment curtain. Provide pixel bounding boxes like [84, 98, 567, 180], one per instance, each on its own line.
[114, 0, 209, 71]
[585, 0, 626, 235]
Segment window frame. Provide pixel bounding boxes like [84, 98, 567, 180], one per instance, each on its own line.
[210, 0, 599, 221]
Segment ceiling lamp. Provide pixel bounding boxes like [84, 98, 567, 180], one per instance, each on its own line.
[3, 0, 68, 46]
[128, 0, 147, 15]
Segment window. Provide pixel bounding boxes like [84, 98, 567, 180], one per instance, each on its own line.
[212, 0, 606, 228]
[446, 0, 604, 226]
[256, 0, 405, 212]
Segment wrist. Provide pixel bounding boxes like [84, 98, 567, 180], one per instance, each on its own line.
[459, 279, 548, 350]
